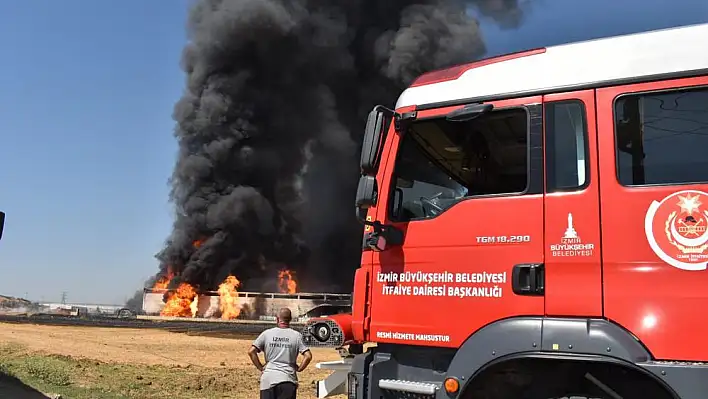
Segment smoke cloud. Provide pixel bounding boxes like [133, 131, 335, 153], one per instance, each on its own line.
[144, 0, 526, 296]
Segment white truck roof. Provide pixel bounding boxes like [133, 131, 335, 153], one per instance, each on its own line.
[395, 23, 708, 109]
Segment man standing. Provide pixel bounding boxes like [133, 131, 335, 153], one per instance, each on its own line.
[248, 307, 313, 399]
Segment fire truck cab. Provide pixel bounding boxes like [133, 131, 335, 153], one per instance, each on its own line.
[305, 23, 708, 399]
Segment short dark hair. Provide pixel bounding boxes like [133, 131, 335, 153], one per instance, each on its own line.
[278, 307, 292, 324]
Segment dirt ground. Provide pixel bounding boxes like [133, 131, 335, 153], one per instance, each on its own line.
[0, 322, 345, 399]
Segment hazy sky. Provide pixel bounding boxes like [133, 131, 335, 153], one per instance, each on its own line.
[0, 0, 707, 304]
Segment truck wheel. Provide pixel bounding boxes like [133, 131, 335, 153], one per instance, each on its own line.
[460, 357, 672, 399]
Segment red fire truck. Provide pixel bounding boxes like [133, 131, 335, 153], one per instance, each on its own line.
[303, 22, 708, 399]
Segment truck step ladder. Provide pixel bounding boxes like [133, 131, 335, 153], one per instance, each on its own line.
[315, 358, 354, 398]
[378, 379, 439, 396]
[314, 359, 440, 398]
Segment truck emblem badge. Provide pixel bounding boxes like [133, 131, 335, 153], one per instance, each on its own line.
[549, 213, 594, 257]
[645, 190, 708, 271]
[563, 212, 579, 240]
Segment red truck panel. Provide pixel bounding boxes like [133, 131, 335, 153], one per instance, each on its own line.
[597, 75, 708, 361]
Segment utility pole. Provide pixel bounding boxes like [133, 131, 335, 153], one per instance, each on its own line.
[60, 291, 67, 305]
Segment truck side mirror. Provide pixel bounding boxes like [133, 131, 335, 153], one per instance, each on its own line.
[360, 106, 394, 176]
[0, 211, 5, 241]
[367, 234, 387, 252]
[355, 176, 404, 251]
[355, 175, 378, 215]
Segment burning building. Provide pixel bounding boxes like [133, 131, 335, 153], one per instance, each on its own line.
[141, 268, 350, 321]
[142, 273, 351, 321]
[142, 289, 351, 322]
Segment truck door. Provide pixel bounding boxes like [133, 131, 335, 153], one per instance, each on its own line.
[542, 90, 603, 317]
[596, 76, 708, 362]
[368, 95, 545, 347]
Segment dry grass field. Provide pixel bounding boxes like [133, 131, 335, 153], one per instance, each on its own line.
[0, 322, 344, 398]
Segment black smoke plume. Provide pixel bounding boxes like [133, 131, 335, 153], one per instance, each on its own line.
[141, 0, 526, 297]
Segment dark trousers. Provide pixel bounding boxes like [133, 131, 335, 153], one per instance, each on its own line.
[260, 382, 297, 399]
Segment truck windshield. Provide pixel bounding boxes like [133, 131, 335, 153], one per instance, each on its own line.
[390, 107, 528, 221]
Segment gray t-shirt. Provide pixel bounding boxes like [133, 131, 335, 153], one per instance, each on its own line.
[252, 326, 310, 390]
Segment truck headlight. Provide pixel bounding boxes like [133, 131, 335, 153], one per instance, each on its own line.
[315, 323, 331, 342]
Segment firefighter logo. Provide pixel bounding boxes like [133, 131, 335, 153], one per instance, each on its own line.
[645, 190, 708, 271]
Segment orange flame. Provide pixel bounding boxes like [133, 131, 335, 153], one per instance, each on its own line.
[193, 239, 203, 248]
[152, 267, 175, 290]
[153, 276, 170, 290]
[218, 275, 241, 320]
[160, 283, 198, 317]
[278, 270, 297, 294]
